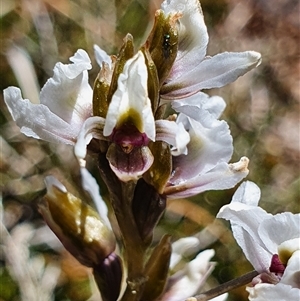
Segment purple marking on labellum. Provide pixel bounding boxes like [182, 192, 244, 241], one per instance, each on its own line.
[111, 124, 150, 153]
[270, 254, 286, 275]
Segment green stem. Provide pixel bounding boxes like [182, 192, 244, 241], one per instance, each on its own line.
[186, 270, 259, 301]
[113, 182, 148, 301]
[97, 153, 161, 301]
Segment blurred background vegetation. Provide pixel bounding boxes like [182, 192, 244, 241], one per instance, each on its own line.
[0, 0, 299, 300]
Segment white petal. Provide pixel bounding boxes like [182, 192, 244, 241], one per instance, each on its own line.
[155, 119, 190, 155]
[74, 116, 106, 164]
[231, 181, 261, 206]
[161, 250, 215, 301]
[103, 51, 155, 141]
[170, 114, 233, 182]
[4, 87, 79, 144]
[231, 221, 273, 272]
[172, 92, 226, 120]
[44, 176, 67, 196]
[170, 236, 200, 269]
[247, 283, 300, 301]
[218, 183, 300, 273]
[166, 158, 249, 199]
[280, 250, 300, 288]
[40, 49, 93, 131]
[259, 213, 300, 254]
[217, 183, 274, 271]
[278, 238, 300, 265]
[80, 167, 111, 228]
[162, 51, 261, 99]
[161, 0, 209, 83]
[94, 44, 112, 68]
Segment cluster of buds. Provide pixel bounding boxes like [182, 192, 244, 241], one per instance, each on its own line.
[3, 0, 263, 300]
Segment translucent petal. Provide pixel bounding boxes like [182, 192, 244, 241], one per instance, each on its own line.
[259, 213, 300, 254]
[103, 51, 155, 141]
[166, 158, 249, 198]
[161, 250, 215, 301]
[40, 49, 93, 130]
[172, 92, 226, 120]
[217, 183, 273, 271]
[247, 283, 300, 301]
[231, 181, 261, 206]
[169, 113, 233, 182]
[4, 87, 79, 144]
[162, 51, 261, 99]
[155, 119, 190, 156]
[230, 221, 273, 272]
[94, 44, 112, 68]
[74, 116, 106, 163]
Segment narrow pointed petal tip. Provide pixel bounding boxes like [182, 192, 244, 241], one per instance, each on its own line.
[44, 176, 67, 195]
[94, 44, 112, 68]
[248, 51, 262, 67]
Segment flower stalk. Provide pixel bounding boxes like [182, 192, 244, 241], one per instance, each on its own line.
[97, 152, 171, 301]
[3, 0, 265, 300]
[186, 270, 259, 301]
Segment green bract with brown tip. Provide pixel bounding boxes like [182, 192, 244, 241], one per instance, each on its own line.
[39, 184, 116, 267]
[141, 47, 160, 114]
[143, 141, 172, 194]
[93, 61, 113, 118]
[142, 235, 171, 300]
[145, 9, 180, 86]
[106, 34, 135, 104]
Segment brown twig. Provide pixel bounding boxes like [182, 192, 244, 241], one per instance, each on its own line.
[186, 270, 259, 301]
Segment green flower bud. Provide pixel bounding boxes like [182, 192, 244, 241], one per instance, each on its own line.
[143, 140, 172, 194]
[144, 9, 179, 85]
[106, 34, 134, 104]
[132, 179, 166, 243]
[93, 61, 113, 118]
[39, 176, 116, 267]
[142, 235, 172, 300]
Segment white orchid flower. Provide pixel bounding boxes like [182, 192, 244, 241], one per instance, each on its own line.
[74, 50, 190, 182]
[164, 93, 249, 198]
[160, 0, 261, 100]
[161, 249, 217, 301]
[4, 49, 93, 144]
[217, 181, 300, 300]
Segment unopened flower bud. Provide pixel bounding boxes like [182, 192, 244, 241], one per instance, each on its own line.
[93, 253, 123, 301]
[132, 178, 166, 242]
[39, 176, 116, 267]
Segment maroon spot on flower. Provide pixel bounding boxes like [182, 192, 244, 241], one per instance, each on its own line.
[270, 254, 286, 275]
[111, 123, 150, 154]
